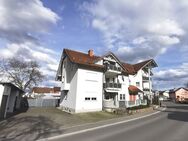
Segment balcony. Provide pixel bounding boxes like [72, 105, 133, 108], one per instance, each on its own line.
[142, 76, 149, 81]
[103, 82, 121, 92]
[143, 88, 150, 92]
[105, 64, 122, 75]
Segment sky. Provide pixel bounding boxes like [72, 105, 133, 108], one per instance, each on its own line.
[0, 0, 188, 90]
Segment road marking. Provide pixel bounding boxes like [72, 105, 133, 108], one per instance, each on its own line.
[38, 108, 166, 141]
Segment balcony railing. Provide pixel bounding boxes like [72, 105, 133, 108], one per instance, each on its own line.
[103, 83, 122, 89]
[143, 88, 150, 91]
[106, 64, 122, 72]
[142, 76, 149, 81]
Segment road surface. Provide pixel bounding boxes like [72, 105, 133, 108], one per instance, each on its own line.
[48, 102, 188, 141]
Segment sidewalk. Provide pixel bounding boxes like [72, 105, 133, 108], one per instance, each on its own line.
[0, 107, 164, 141]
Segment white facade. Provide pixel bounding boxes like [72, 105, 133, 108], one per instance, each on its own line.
[57, 49, 157, 113]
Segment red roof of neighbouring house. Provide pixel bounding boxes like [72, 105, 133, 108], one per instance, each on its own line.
[32, 87, 60, 94]
[174, 87, 188, 92]
[128, 85, 143, 95]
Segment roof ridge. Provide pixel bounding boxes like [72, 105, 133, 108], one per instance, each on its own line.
[64, 48, 101, 58]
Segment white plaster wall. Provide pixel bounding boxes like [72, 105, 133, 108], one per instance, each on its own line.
[118, 75, 129, 101]
[143, 82, 150, 89]
[95, 60, 103, 65]
[60, 61, 78, 111]
[75, 68, 103, 113]
[0, 85, 5, 108]
[129, 70, 143, 90]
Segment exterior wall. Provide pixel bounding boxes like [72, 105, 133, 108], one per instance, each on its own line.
[118, 75, 129, 101]
[75, 68, 103, 113]
[143, 82, 150, 89]
[163, 91, 170, 98]
[129, 70, 143, 90]
[175, 88, 188, 102]
[2, 85, 11, 118]
[59, 58, 78, 113]
[7, 89, 18, 113]
[0, 85, 5, 108]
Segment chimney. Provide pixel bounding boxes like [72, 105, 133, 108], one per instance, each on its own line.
[88, 49, 94, 57]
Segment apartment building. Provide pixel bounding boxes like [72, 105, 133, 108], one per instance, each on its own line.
[56, 49, 157, 113]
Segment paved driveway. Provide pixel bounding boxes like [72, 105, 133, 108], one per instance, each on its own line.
[0, 107, 126, 141]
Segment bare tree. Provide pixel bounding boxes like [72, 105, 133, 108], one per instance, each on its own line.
[0, 58, 44, 91]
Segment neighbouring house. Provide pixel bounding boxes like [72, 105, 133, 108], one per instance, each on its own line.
[169, 88, 188, 103]
[159, 90, 170, 101]
[0, 82, 24, 119]
[30, 87, 61, 99]
[56, 49, 157, 113]
[27, 87, 61, 107]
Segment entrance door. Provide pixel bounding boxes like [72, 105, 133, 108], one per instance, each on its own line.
[0, 95, 8, 119]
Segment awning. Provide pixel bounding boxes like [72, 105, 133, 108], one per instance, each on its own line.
[128, 85, 143, 95]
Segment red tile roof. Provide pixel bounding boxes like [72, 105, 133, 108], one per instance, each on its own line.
[62, 49, 157, 75]
[128, 85, 143, 95]
[122, 63, 136, 75]
[32, 87, 61, 94]
[64, 49, 104, 71]
[133, 59, 156, 72]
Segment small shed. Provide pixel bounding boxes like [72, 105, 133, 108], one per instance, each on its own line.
[0, 82, 24, 119]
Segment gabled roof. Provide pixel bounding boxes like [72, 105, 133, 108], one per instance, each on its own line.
[103, 52, 129, 72]
[174, 87, 188, 92]
[128, 85, 143, 95]
[56, 49, 105, 80]
[64, 49, 102, 65]
[122, 63, 136, 75]
[122, 59, 157, 75]
[0, 82, 25, 93]
[56, 49, 158, 80]
[133, 59, 158, 72]
[64, 49, 104, 71]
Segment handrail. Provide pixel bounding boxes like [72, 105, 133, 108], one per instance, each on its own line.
[103, 82, 122, 88]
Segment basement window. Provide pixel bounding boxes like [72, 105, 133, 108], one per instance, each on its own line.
[85, 97, 90, 100]
[91, 97, 97, 100]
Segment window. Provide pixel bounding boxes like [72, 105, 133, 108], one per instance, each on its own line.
[123, 94, 125, 100]
[63, 91, 68, 100]
[120, 94, 122, 100]
[122, 76, 124, 82]
[106, 78, 110, 83]
[85, 97, 90, 100]
[91, 97, 97, 100]
[120, 94, 125, 101]
[136, 82, 140, 87]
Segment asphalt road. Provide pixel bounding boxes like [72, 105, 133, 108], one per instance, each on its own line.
[49, 102, 188, 141]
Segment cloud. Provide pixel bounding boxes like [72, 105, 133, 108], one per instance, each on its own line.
[83, 0, 187, 62]
[0, 0, 59, 43]
[153, 63, 188, 89]
[0, 0, 60, 86]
